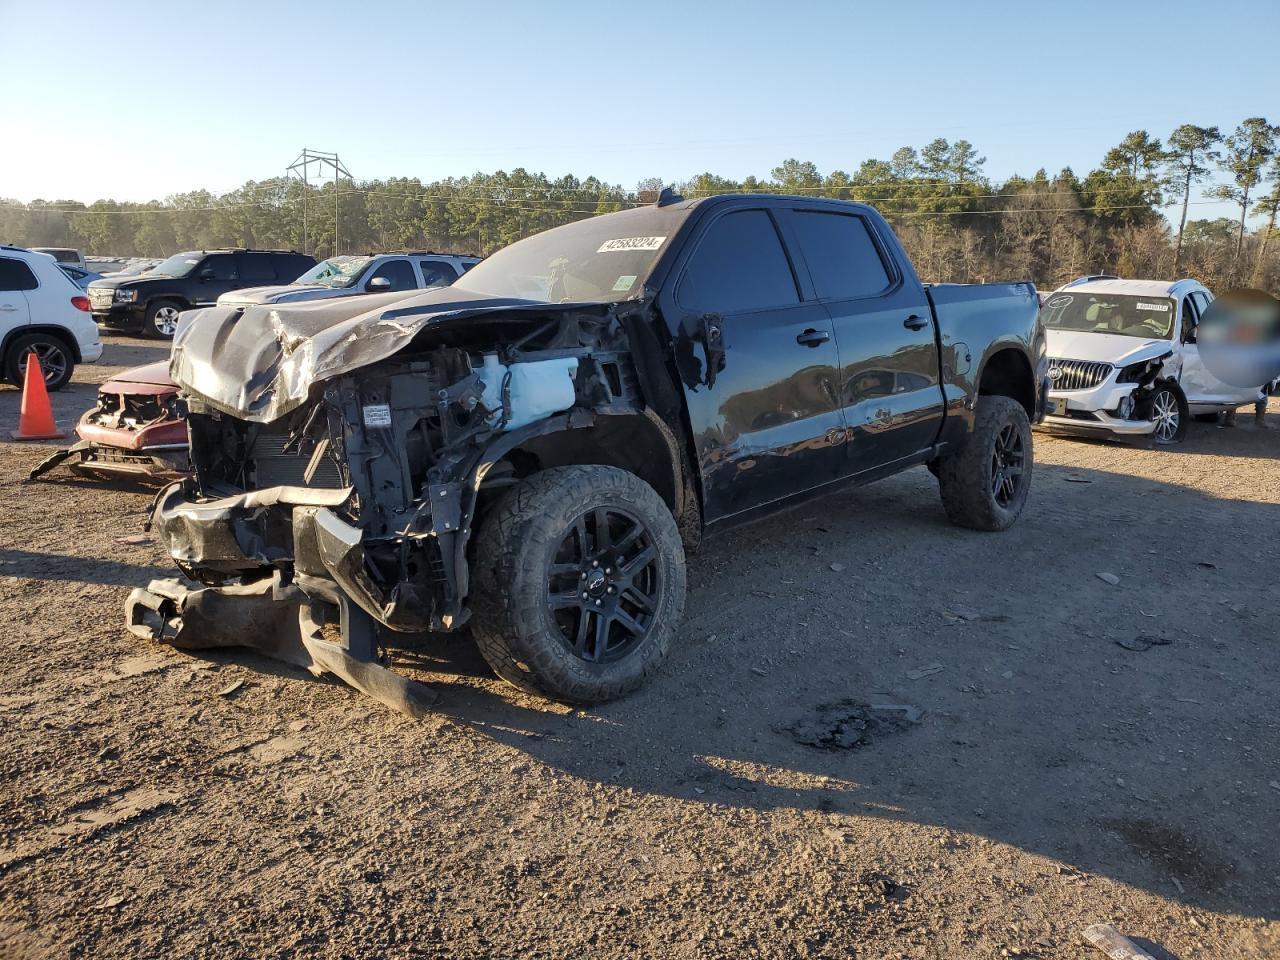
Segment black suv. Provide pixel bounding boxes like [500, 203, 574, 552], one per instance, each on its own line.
[86, 249, 316, 338]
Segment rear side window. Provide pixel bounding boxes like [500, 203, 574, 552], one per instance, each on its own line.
[275, 254, 314, 281]
[0, 257, 39, 291]
[368, 258, 416, 291]
[418, 260, 459, 287]
[678, 210, 799, 314]
[237, 253, 276, 282]
[789, 211, 891, 299]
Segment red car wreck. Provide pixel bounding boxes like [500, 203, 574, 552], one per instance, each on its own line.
[31, 361, 189, 482]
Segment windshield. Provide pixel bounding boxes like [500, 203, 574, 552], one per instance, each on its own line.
[1041, 292, 1176, 339]
[151, 253, 203, 278]
[452, 207, 688, 303]
[293, 255, 372, 287]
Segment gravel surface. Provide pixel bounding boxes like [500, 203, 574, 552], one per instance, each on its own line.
[1, 335, 1277, 959]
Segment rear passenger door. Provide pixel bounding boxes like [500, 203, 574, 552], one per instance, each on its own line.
[781, 208, 944, 472]
[664, 207, 846, 523]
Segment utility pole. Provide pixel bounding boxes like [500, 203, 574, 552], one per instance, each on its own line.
[286, 148, 352, 256]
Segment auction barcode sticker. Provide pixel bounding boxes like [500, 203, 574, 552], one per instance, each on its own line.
[597, 236, 666, 253]
[362, 403, 392, 428]
[1136, 301, 1170, 311]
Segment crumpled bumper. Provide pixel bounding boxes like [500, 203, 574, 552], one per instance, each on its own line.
[124, 575, 437, 718]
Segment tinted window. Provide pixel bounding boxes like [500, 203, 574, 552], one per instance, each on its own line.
[418, 260, 458, 287]
[275, 253, 315, 281]
[201, 254, 238, 280]
[0, 258, 39, 291]
[678, 210, 798, 314]
[368, 258, 416, 292]
[1191, 291, 1211, 313]
[790, 211, 891, 299]
[237, 253, 276, 282]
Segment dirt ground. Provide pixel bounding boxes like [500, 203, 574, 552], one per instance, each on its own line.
[0, 335, 1277, 960]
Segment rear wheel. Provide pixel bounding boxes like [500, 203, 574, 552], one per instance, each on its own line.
[471, 465, 686, 703]
[5, 332, 75, 391]
[935, 395, 1032, 531]
[1150, 383, 1187, 444]
[145, 299, 183, 339]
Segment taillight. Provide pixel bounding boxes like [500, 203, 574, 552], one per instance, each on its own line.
[71, 296, 90, 312]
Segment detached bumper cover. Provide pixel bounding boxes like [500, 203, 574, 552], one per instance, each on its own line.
[125, 576, 437, 718]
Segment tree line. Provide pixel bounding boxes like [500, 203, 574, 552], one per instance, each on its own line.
[3, 117, 1279, 294]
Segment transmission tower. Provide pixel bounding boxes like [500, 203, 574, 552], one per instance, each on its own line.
[286, 148, 352, 256]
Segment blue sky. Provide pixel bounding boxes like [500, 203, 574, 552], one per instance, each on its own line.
[3, 0, 1277, 224]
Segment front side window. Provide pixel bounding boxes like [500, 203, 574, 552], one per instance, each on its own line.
[1041, 293, 1176, 339]
[201, 255, 238, 281]
[678, 210, 799, 314]
[0, 257, 39, 291]
[368, 259, 416, 291]
[1181, 296, 1199, 342]
[789, 211, 892, 300]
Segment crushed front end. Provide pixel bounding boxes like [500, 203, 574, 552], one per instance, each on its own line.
[128, 296, 646, 714]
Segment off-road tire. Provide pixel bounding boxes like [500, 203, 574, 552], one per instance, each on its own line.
[145, 299, 183, 339]
[471, 465, 686, 703]
[936, 395, 1032, 531]
[5, 332, 75, 391]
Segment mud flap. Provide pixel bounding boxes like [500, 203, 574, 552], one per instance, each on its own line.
[124, 577, 438, 718]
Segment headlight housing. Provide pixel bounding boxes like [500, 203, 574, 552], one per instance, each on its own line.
[114, 288, 138, 302]
[1117, 352, 1170, 384]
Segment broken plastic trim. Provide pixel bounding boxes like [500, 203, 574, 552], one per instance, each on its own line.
[124, 575, 437, 718]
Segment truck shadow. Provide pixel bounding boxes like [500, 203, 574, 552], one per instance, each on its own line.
[409, 457, 1280, 921]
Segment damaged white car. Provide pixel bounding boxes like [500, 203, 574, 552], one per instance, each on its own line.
[1038, 277, 1263, 444]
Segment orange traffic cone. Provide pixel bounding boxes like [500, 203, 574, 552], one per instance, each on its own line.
[10, 353, 66, 441]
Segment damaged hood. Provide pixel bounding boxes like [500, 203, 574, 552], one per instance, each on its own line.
[217, 283, 356, 307]
[1044, 330, 1172, 366]
[170, 284, 611, 423]
[102, 361, 177, 394]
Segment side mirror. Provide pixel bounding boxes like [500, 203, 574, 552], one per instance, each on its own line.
[199, 268, 215, 281]
[367, 276, 391, 291]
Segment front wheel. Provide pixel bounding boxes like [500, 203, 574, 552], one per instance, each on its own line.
[1150, 383, 1187, 445]
[935, 395, 1033, 531]
[471, 465, 686, 704]
[145, 299, 183, 339]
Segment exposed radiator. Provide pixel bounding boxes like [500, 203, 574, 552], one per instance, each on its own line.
[249, 432, 344, 489]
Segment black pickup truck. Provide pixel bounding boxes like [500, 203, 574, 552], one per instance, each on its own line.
[127, 193, 1047, 714]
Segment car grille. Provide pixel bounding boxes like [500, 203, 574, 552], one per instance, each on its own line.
[88, 288, 114, 310]
[248, 431, 345, 489]
[1047, 358, 1113, 391]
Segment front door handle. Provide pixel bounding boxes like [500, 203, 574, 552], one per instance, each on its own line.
[0, 305, 19, 312]
[903, 314, 929, 331]
[796, 328, 830, 347]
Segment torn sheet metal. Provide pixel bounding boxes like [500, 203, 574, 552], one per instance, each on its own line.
[170, 285, 611, 423]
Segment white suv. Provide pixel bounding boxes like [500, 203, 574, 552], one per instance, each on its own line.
[1038, 277, 1264, 444]
[0, 246, 103, 390]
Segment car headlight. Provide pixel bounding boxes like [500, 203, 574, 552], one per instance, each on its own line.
[114, 289, 138, 302]
[1117, 353, 1170, 383]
